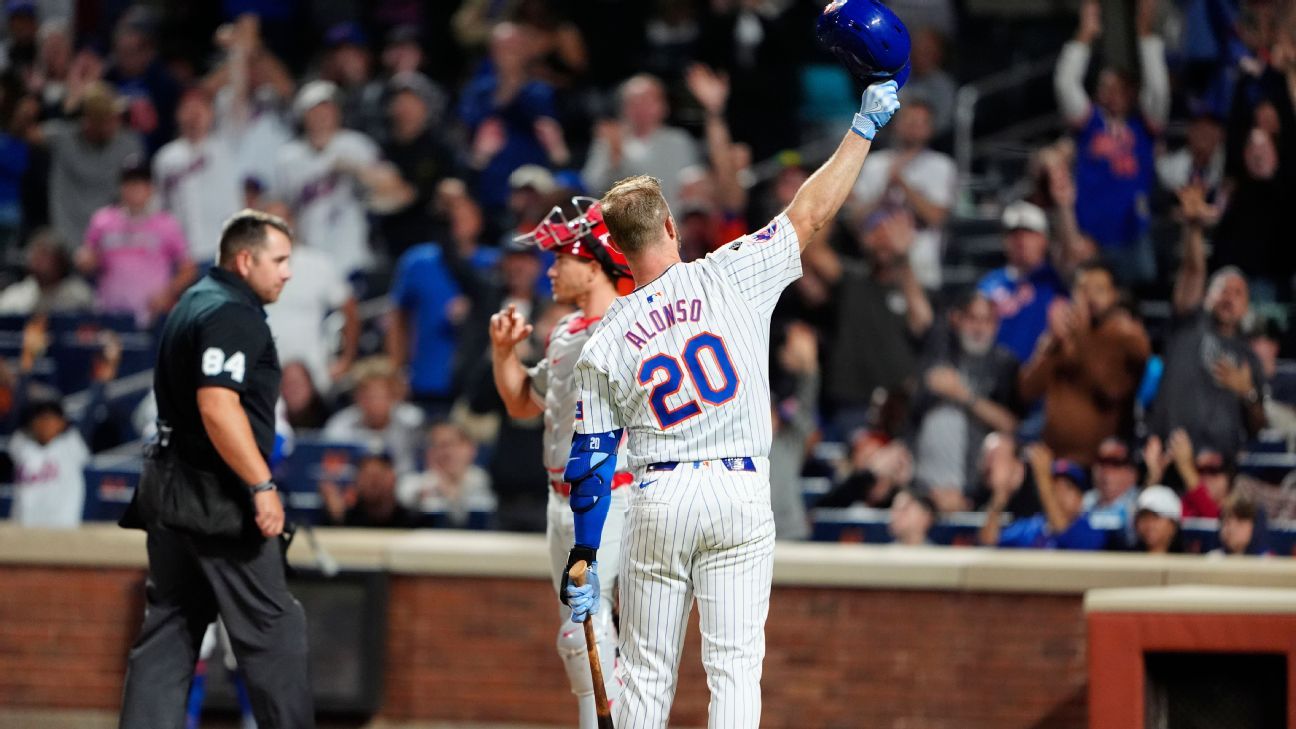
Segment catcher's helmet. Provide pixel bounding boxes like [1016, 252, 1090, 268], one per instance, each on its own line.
[816, 0, 911, 86]
[516, 198, 635, 295]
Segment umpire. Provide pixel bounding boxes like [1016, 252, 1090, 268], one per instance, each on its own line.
[119, 210, 314, 728]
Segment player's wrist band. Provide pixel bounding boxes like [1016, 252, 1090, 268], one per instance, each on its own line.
[568, 544, 597, 566]
[851, 114, 877, 140]
[250, 480, 277, 494]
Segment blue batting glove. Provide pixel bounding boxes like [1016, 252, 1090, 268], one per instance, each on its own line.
[851, 80, 901, 141]
[565, 561, 600, 623]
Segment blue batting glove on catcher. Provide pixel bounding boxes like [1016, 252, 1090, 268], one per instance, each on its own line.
[851, 80, 901, 141]
[564, 560, 600, 623]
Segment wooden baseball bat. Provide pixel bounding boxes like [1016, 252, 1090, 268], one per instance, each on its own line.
[569, 560, 614, 729]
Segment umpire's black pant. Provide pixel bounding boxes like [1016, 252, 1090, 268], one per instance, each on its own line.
[118, 525, 314, 729]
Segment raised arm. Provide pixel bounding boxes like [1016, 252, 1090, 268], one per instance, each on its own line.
[1172, 184, 1209, 316]
[1026, 444, 1071, 536]
[1055, 1, 1100, 127]
[1136, 0, 1170, 129]
[785, 81, 899, 250]
[686, 64, 746, 214]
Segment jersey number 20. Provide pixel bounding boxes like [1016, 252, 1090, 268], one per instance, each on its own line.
[637, 332, 738, 429]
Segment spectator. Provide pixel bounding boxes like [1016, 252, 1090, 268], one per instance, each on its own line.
[901, 27, 958, 139]
[104, 8, 181, 154]
[398, 421, 496, 528]
[320, 451, 421, 528]
[1053, 0, 1168, 283]
[206, 14, 296, 193]
[677, 64, 749, 255]
[0, 0, 38, 77]
[513, 0, 590, 89]
[769, 322, 819, 541]
[322, 357, 425, 475]
[906, 290, 1020, 506]
[977, 201, 1068, 363]
[0, 89, 30, 253]
[1213, 491, 1269, 556]
[980, 445, 1106, 550]
[377, 71, 459, 257]
[76, 163, 196, 327]
[274, 80, 387, 275]
[697, 0, 802, 159]
[1181, 448, 1233, 519]
[1148, 184, 1266, 455]
[1020, 261, 1150, 464]
[458, 22, 569, 214]
[6, 316, 119, 527]
[279, 360, 330, 431]
[817, 440, 913, 510]
[1155, 112, 1225, 200]
[1148, 427, 1235, 519]
[813, 211, 933, 438]
[887, 489, 937, 546]
[1248, 317, 1296, 434]
[0, 229, 92, 314]
[1215, 15, 1296, 300]
[969, 432, 1041, 517]
[152, 88, 243, 265]
[318, 22, 386, 142]
[850, 100, 956, 290]
[642, 0, 701, 81]
[388, 238, 478, 419]
[30, 81, 144, 249]
[1085, 437, 1140, 544]
[582, 73, 698, 212]
[265, 241, 358, 391]
[1132, 484, 1183, 553]
[27, 19, 74, 120]
[381, 25, 431, 79]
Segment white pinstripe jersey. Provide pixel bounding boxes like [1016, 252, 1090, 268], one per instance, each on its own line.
[573, 213, 801, 469]
[528, 311, 604, 473]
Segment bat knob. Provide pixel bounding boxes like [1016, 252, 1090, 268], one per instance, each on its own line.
[569, 560, 589, 587]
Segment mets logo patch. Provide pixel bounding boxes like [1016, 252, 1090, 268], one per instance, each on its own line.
[574, 400, 584, 420]
[752, 220, 778, 242]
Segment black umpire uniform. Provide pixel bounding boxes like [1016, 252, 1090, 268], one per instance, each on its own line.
[119, 266, 314, 728]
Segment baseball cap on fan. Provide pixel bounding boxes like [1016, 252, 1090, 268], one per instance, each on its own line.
[293, 79, 339, 119]
[509, 165, 557, 195]
[1001, 200, 1048, 235]
[1137, 485, 1183, 523]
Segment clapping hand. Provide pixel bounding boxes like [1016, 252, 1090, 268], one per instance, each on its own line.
[686, 64, 730, 116]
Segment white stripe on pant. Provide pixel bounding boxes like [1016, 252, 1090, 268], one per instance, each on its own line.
[615, 458, 775, 729]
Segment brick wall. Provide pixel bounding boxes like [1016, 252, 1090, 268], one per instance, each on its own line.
[1, 565, 1088, 729]
[0, 566, 143, 710]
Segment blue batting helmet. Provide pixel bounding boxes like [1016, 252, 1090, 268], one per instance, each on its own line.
[816, 0, 911, 86]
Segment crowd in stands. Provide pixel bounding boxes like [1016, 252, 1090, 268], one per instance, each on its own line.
[0, 0, 1293, 557]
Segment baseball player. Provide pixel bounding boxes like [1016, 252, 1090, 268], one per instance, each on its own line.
[489, 199, 634, 729]
[559, 79, 901, 728]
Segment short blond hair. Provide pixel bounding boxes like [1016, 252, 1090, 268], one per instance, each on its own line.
[600, 175, 669, 254]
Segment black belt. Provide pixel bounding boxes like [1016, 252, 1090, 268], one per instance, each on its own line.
[645, 457, 756, 473]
